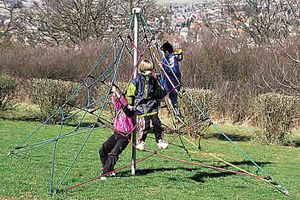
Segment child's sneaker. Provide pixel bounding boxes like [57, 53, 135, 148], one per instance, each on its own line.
[157, 139, 168, 149]
[136, 141, 145, 151]
[109, 172, 116, 177]
[100, 175, 107, 181]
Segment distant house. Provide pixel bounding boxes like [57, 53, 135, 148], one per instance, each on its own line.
[176, 16, 186, 27]
[180, 27, 189, 40]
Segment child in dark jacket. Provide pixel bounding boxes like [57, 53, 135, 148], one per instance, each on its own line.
[126, 59, 168, 151]
[99, 86, 136, 180]
[160, 42, 183, 124]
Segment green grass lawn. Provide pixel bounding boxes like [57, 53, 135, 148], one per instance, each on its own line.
[0, 119, 299, 200]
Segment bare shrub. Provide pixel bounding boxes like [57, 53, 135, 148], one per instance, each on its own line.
[182, 88, 220, 117]
[0, 73, 18, 110]
[252, 93, 299, 145]
[180, 88, 219, 138]
[20, 0, 118, 45]
[0, 43, 111, 80]
[182, 39, 259, 122]
[30, 79, 75, 123]
[1, 36, 299, 126]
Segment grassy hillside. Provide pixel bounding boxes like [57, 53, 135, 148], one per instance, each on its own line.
[0, 119, 299, 200]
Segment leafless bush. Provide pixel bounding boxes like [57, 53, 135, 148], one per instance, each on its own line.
[0, 73, 18, 110]
[0, 0, 24, 40]
[179, 88, 219, 138]
[30, 78, 75, 123]
[180, 34, 300, 124]
[0, 43, 114, 80]
[181, 88, 220, 117]
[252, 93, 299, 145]
[182, 39, 257, 122]
[1, 34, 299, 126]
[220, 0, 300, 45]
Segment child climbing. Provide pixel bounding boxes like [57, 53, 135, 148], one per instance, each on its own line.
[126, 59, 168, 151]
[160, 41, 184, 124]
[99, 85, 136, 180]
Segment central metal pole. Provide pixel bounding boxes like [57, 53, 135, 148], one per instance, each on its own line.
[131, 7, 141, 176]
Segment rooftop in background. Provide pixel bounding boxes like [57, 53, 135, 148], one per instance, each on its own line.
[157, 0, 216, 4]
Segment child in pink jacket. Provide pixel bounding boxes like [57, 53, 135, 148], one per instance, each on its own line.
[99, 86, 136, 180]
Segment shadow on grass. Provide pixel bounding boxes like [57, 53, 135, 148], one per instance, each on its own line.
[191, 171, 234, 183]
[204, 132, 252, 142]
[190, 160, 273, 182]
[0, 115, 100, 127]
[0, 115, 40, 122]
[116, 160, 273, 182]
[225, 160, 272, 167]
[117, 167, 198, 177]
[205, 132, 300, 148]
[294, 140, 300, 147]
[194, 159, 273, 182]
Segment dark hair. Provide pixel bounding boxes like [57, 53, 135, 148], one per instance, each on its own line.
[161, 42, 174, 54]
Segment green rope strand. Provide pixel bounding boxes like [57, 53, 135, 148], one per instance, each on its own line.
[55, 43, 127, 192]
[49, 108, 65, 194]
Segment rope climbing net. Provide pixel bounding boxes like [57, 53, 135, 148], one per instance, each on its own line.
[9, 10, 288, 196]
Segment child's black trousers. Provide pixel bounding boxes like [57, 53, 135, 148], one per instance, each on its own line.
[99, 132, 130, 174]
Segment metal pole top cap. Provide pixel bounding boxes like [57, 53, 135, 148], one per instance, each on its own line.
[132, 7, 141, 14]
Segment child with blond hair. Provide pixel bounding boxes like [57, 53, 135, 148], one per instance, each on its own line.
[126, 59, 168, 150]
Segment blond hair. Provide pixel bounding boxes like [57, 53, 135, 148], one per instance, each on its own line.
[138, 59, 154, 73]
